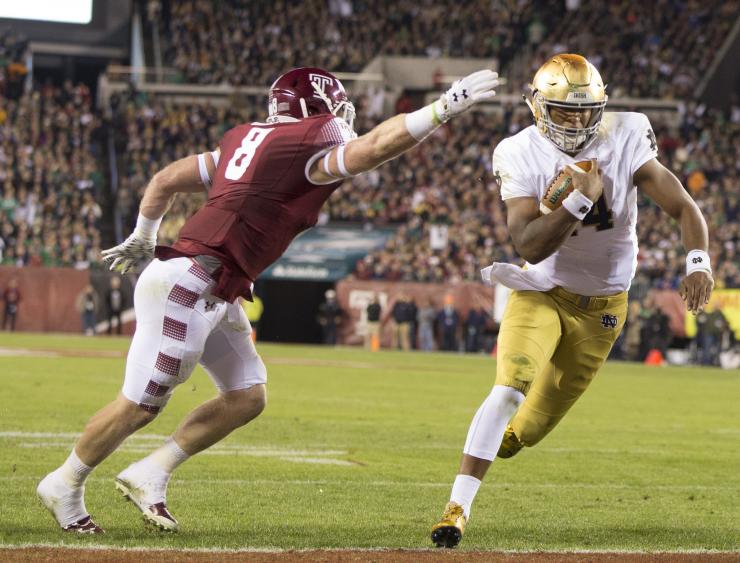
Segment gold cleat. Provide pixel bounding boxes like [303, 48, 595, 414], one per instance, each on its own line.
[497, 424, 524, 458]
[431, 501, 466, 548]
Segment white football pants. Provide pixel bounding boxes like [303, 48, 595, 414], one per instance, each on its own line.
[121, 258, 267, 413]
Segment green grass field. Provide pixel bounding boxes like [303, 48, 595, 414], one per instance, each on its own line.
[0, 332, 738, 553]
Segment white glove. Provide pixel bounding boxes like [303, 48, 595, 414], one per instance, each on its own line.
[101, 231, 155, 274]
[101, 213, 161, 273]
[439, 69, 499, 120]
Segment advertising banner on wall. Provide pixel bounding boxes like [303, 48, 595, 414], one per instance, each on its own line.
[261, 226, 394, 281]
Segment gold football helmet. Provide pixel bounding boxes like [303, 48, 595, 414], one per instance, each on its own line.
[525, 54, 607, 154]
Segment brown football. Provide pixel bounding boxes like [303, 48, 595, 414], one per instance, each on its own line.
[540, 160, 593, 214]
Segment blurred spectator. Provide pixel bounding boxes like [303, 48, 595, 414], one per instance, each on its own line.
[436, 294, 460, 352]
[365, 293, 382, 350]
[318, 289, 343, 345]
[2, 277, 20, 331]
[76, 285, 99, 336]
[622, 300, 644, 362]
[408, 297, 418, 349]
[695, 306, 731, 366]
[417, 297, 437, 352]
[465, 306, 488, 353]
[639, 295, 671, 361]
[391, 294, 414, 351]
[106, 276, 125, 335]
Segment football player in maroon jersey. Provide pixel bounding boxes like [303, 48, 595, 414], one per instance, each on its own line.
[37, 67, 498, 533]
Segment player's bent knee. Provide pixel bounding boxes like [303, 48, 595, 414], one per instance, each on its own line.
[223, 385, 267, 427]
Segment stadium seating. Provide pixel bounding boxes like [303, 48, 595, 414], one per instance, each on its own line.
[0, 80, 105, 268]
[154, 0, 735, 99]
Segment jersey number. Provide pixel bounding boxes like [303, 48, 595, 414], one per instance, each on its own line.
[571, 195, 614, 236]
[224, 128, 273, 180]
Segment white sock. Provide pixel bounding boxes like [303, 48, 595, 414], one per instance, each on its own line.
[58, 449, 93, 488]
[463, 385, 525, 461]
[140, 438, 190, 475]
[450, 474, 481, 518]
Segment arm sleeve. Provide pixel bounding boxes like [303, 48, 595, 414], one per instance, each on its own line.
[492, 141, 536, 200]
[628, 113, 659, 177]
[305, 116, 356, 185]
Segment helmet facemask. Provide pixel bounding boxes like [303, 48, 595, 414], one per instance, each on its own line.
[306, 81, 357, 136]
[530, 91, 606, 154]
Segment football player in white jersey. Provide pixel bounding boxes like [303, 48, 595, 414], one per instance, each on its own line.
[431, 54, 714, 548]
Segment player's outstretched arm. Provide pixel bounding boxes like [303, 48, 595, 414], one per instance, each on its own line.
[101, 151, 218, 273]
[309, 70, 498, 183]
[506, 161, 604, 264]
[634, 158, 713, 313]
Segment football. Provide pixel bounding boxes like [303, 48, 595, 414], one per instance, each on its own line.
[539, 160, 593, 214]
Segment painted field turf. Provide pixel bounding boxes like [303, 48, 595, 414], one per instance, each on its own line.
[0, 333, 738, 552]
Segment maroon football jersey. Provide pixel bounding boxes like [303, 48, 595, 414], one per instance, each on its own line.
[156, 115, 352, 301]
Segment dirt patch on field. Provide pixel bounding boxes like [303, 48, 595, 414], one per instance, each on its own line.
[2, 548, 737, 562]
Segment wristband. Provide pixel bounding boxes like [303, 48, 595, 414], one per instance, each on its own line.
[404, 98, 448, 141]
[561, 189, 594, 221]
[686, 249, 711, 276]
[134, 212, 162, 240]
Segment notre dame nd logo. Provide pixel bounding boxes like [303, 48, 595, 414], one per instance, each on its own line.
[601, 314, 618, 329]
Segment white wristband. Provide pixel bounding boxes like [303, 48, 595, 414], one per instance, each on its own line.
[134, 213, 161, 240]
[686, 249, 711, 276]
[561, 189, 594, 220]
[404, 98, 447, 141]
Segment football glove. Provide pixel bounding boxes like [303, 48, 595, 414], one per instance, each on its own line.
[101, 231, 155, 274]
[440, 70, 499, 120]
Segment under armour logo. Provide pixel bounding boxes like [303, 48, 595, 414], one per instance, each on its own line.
[204, 301, 216, 312]
[601, 314, 618, 329]
[646, 128, 657, 151]
[309, 73, 333, 92]
[462, 89, 468, 99]
[453, 93, 458, 102]
[579, 206, 589, 213]
[692, 257, 703, 264]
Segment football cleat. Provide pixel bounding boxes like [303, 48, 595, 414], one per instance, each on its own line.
[63, 516, 105, 534]
[497, 424, 524, 458]
[431, 501, 467, 548]
[37, 470, 104, 534]
[115, 463, 178, 532]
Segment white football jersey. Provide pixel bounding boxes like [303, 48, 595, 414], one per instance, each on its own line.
[492, 112, 659, 296]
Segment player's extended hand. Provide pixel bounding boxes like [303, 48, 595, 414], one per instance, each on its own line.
[441, 70, 499, 119]
[679, 271, 714, 314]
[100, 232, 155, 274]
[568, 159, 604, 203]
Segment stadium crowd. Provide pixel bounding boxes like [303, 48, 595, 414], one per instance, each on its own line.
[0, 79, 105, 268]
[151, 0, 736, 100]
[112, 92, 259, 243]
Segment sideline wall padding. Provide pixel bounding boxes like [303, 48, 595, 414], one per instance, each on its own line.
[0, 266, 91, 333]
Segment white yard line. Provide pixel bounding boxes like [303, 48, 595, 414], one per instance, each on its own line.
[0, 543, 736, 554]
[0, 475, 733, 491]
